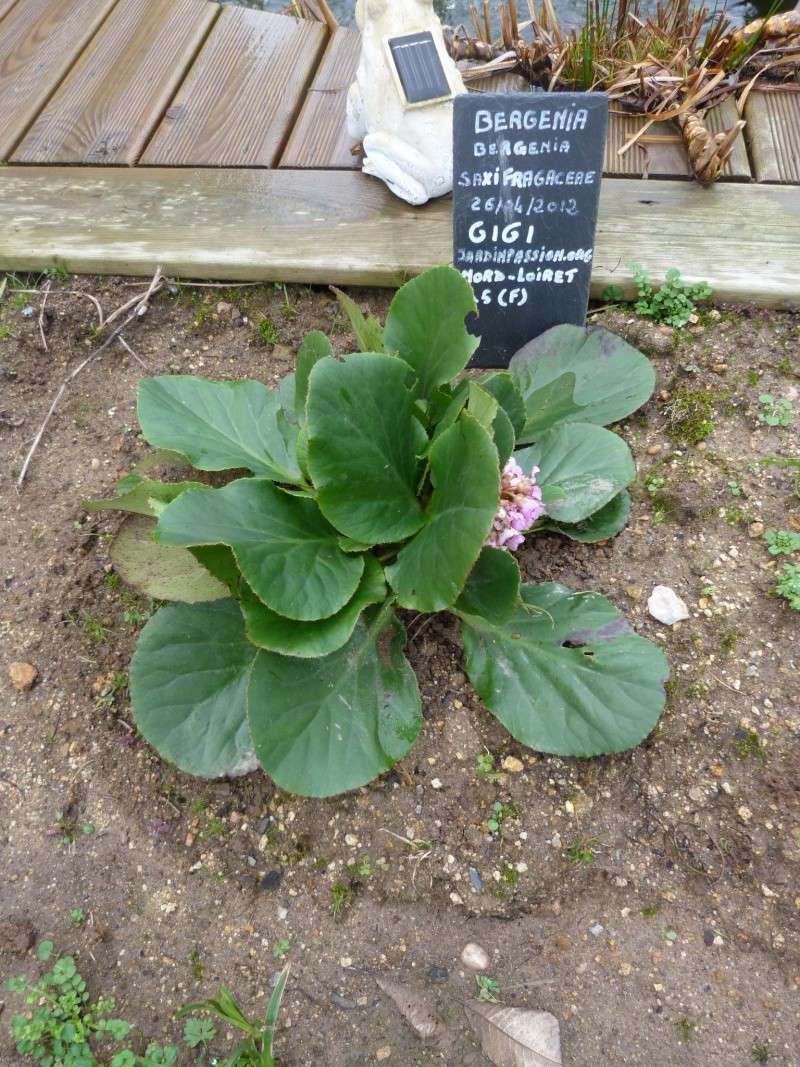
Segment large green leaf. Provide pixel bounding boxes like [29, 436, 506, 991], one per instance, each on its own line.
[386, 413, 500, 612]
[130, 600, 257, 777]
[383, 266, 479, 399]
[241, 555, 386, 658]
[461, 582, 669, 756]
[155, 479, 364, 621]
[306, 354, 428, 544]
[455, 547, 520, 624]
[509, 325, 656, 443]
[189, 544, 242, 593]
[516, 423, 635, 524]
[85, 475, 204, 518]
[248, 604, 421, 797]
[537, 490, 632, 543]
[137, 376, 302, 483]
[111, 515, 229, 602]
[332, 288, 385, 353]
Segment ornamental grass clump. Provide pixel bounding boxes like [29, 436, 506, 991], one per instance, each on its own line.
[89, 266, 669, 798]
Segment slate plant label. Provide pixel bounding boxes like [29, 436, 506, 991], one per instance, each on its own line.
[453, 92, 608, 367]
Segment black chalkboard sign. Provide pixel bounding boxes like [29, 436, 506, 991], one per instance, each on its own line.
[387, 31, 453, 107]
[453, 92, 608, 367]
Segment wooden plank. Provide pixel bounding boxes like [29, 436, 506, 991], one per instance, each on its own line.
[605, 100, 751, 181]
[0, 0, 20, 22]
[706, 96, 751, 181]
[744, 89, 800, 184]
[142, 8, 326, 167]
[11, 0, 218, 165]
[0, 0, 120, 161]
[280, 26, 360, 169]
[0, 167, 798, 306]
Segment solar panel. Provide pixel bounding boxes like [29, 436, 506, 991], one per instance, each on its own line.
[386, 31, 453, 108]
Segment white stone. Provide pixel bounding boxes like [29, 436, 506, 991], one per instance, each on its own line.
[347, 0, 467, 205]
[461, 942, 490, 970]
[647, 585, 691, 626]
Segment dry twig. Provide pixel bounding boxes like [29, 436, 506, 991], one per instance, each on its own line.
[16, 268, 164, 490]
[38, 280, 50, 353]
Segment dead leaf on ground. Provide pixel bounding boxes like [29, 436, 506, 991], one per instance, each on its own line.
[376, 976, 450, 1045]
[464, 1001, 563, 1066]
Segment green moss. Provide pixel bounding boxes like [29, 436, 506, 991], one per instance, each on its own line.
[665, 388, 715, 445]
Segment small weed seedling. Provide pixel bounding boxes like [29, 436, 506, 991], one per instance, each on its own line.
[564, 835, 601, 865]
[272, 938, 291, 960]
[475, 975, 500, 1002]
[630, 263, 712, 328]
[757, 394, 794, 427]
[665, 388, 715, 445]
[775, 564, 800, 611]
[487, 800, 518, 836]
[750, 1040, 770, 1063]
[764, 529, 800, 556]
[640, 904, 661, 918]
[256, 316, 280, 346]
[69, 907, 87, 927]
[330, 882, 353, 920]
[5, 940, 178, 1067]
[177, 968, 290, 1067]
[673, 1016, 696, 1042]
[734, 729, 767, 763]
[189, 948, 206, 983]
[475, 750, 501, 781]
[182, 1017, 216, 1052]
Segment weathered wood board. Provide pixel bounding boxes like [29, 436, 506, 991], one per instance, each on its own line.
[745, 90, 800, 184]
[12, 0, 218, 164]
[0, 0, 121, 160]
[1, 168, 798, 307]
[280, 26, 361, 169]
[0, 0, 20, 21]
[142, 8, 326, 167]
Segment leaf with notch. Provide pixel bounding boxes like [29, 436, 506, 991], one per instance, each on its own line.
[307, 354, 428, 544]
[383, 266, 479, 399]
[137, 376, 302, 483]
[248, 604, 421, 797]
[509, 325, 656, 443]
[155, 479, 363, 621]
[386, 413, 500, 612]
[130, 600, 257, 778]
[461, 582, 669, 756]
[516, 423, 635, 525]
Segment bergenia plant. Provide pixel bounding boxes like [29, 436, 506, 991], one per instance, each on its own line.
[88, 266, 668, 798]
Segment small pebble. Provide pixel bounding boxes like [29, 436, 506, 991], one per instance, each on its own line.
[340, 956, 353, 968]
[461, 942, 490, 971]
[589, 924, 604, 937]
[501, 756, 524, 774]
[376, 1047, 391, 1062]
[703, 929, 715, 946]
[8, 662, 38, 691]
[468, 867, 483, 892]
[431, 778, 443, 789]
[647, 585, 690, 626]
[427, 964, 448, 983]
[748, 521, 765, 538]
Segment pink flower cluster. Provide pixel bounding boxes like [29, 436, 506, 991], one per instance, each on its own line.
[486, 457, 545, 552]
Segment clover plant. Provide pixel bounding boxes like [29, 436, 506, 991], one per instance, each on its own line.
[88, 266, 669, 797]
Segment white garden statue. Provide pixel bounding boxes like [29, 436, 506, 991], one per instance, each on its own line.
[347, 0, 467, 206]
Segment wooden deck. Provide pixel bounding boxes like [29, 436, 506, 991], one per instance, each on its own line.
[1, 0, 799, 302]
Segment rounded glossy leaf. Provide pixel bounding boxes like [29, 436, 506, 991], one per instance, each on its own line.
[130, 601, 257, 778]
[386, 413, 500, 612]
[515, 423, 635, 525]
[241, 555, 386, 658]
[538, 490, 631, 543]
[248, 606, 421, 797]
[111, 515, 229, 602]
[383, 266, 479, 399]
[455, 547, 520, 624]
[461, 582, 669, 756]
[307, 354, 428, 544]
[156, 479, 364, 621]
[509, 325, 656, 442]
[137, 376, 302, 483]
